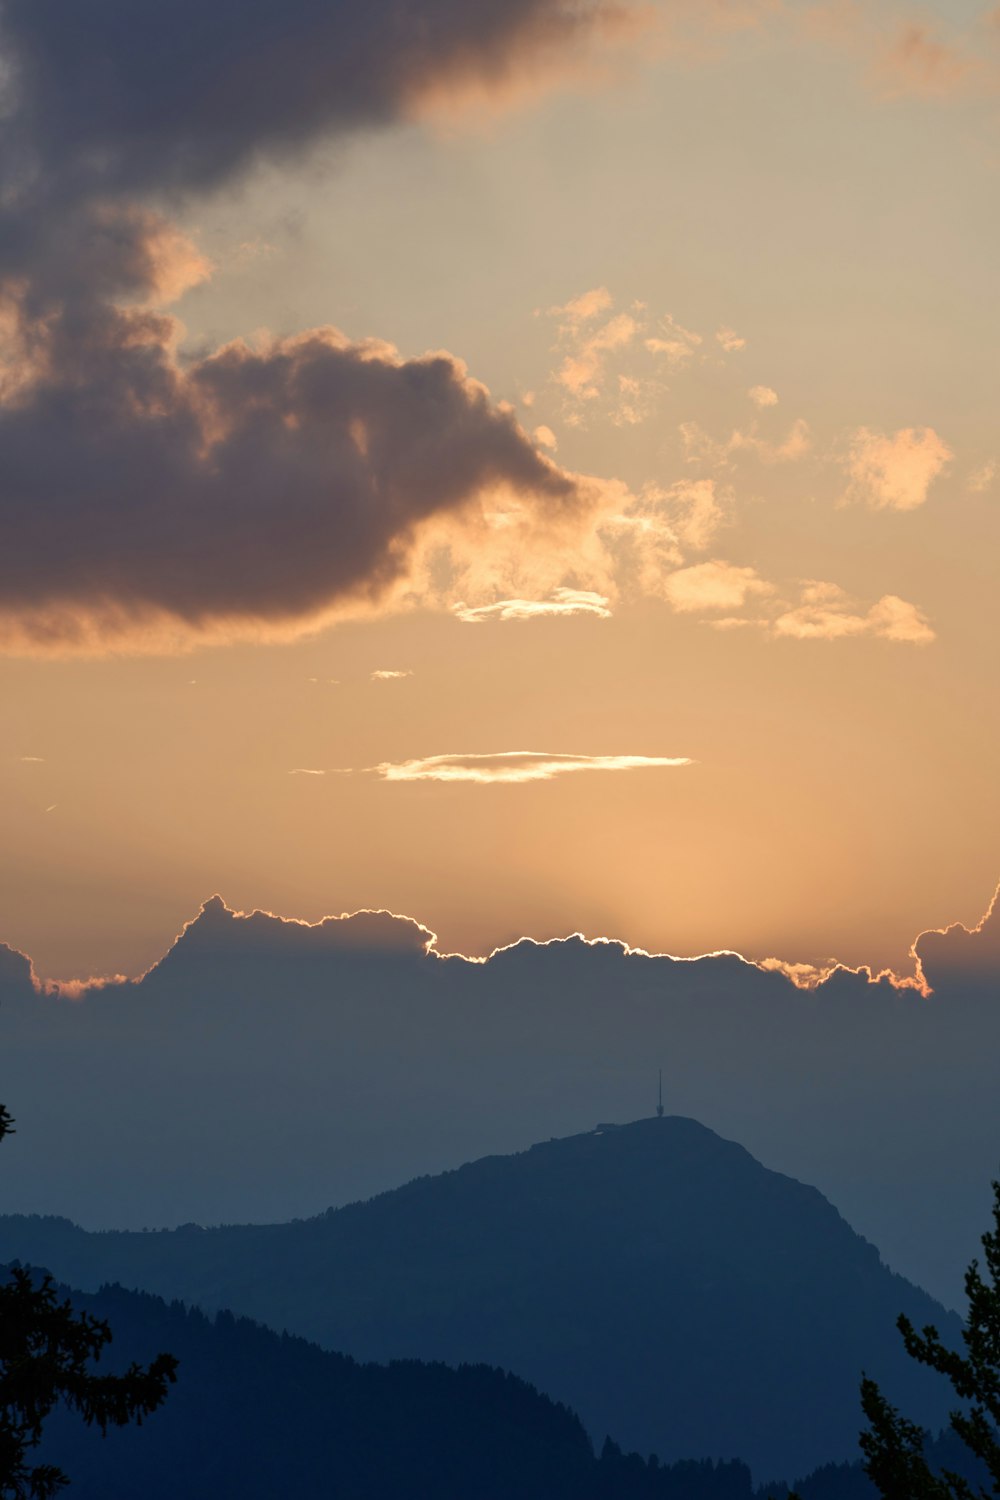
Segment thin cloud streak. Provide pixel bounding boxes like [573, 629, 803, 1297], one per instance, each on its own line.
[452, 588, 612, 623]
[368, 750, 693, 783]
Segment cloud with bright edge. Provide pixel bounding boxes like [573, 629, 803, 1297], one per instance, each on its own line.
[371, 669, 413, 681]
[452, 588, 612, 623]
[0, 0, 646, 659]
[367, 751, 692, 784]
[0, 0, 946, 666]
[843, 426, 953, 511]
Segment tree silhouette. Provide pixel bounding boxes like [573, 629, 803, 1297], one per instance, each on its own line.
[0, 1106, 177, 1498]
[860, 1176, 1000, 1499]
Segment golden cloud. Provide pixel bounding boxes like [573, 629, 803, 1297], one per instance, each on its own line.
[843, 426, 953, 511]
[452, 588, 612, 623]
[368, 750, 692, 784]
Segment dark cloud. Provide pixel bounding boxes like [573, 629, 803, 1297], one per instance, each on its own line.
[913, 885, 1000, 991]
[0, 284, 587, 650]
[0, 0, 627, 206]
[1, 886, 998, 1307]
[0, 0, 627, 651]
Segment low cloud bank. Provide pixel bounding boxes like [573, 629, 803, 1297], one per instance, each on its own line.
[1, 882, 998, 1310]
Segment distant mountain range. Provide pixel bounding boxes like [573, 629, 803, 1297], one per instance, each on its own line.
[0, 1117, 959, 1478]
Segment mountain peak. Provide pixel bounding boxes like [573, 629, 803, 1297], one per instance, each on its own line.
[0, 1114, 954, 1480]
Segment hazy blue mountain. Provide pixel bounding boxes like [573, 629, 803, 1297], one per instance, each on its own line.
[0, 1117, 959, 1478]
[2, 891, 998, 1307]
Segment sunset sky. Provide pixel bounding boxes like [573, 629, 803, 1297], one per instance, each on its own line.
[1, 0, 997, 983]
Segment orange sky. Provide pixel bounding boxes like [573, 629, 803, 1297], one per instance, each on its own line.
[1, 0, 997, 981]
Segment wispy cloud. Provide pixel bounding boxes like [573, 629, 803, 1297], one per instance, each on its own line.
[643, 312, 703, 367]
[550, 286, 615, 326]
[870, 19, 976, 100]
[554, 310, 640, 401]
[541, 290, 730, 427]
[968, 460, 997, 495]
[368, 751, 693, 784]
[680, 416, 811, 468]
[452, 588, 612, 623]
[748, 385, 778, 407]
[715, 325, 746, 352]
[371, 669, 413, 681]
[798, 2, 989, 102]
[663, 560, 774, 613]
[843, 426, 953, 511]
[770, 582, 935, 644]
[704, 580, 935, 645]
[19, 755, 45, 763]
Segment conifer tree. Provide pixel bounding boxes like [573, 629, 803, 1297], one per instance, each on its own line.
[0, 1106, 177, 1497]
[860, 1177, 1000, 1499]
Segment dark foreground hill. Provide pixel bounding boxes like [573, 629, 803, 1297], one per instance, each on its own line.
[0, 1118, 960, 1478]
[19, 1274, 758, 1500]
[12, 1273, 987, 1500]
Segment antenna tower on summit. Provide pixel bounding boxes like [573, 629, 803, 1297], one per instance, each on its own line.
[656, 1068, 664, 1119]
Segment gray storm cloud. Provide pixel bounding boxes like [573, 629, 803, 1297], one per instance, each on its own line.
[0, 0, 629, 651]
[0, 307, 589, 650]
[0, 0, 629, 213]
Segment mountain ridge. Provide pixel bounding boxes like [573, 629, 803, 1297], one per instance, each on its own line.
[0, 1115, 958, 1478]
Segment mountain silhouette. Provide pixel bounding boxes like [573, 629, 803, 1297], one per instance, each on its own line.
[26, 1271, 966, 1499]
[19, 1275, 669, 1499]
[0, 1118, 958, 1478]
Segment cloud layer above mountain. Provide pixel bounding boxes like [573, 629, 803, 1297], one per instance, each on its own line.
[1, 882, 998, 1311]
